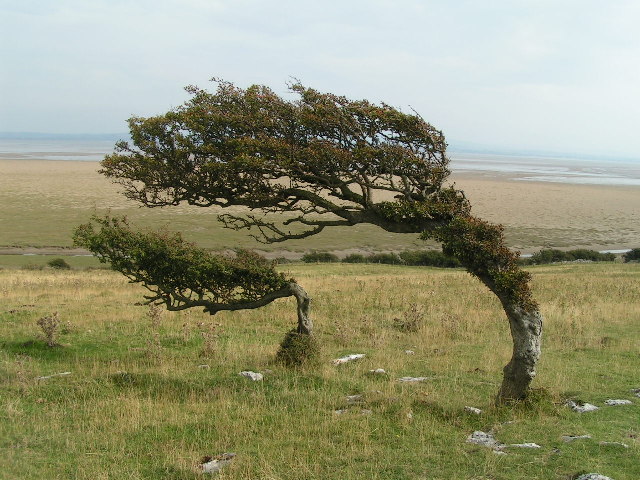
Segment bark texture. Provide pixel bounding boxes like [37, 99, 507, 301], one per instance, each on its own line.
[288, 282, 313, 335]
[496, 303, 543, 404]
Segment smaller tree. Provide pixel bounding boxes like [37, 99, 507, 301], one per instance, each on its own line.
[73, 215, 314, 361]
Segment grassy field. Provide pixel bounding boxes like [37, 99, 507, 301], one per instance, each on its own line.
[1, 262, 638, 479]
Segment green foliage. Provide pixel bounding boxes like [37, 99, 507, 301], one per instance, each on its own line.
[399, 249, 461, 268]
[342, 253, 368, 263]
[99, 79, 465, 242]
[73, 215, 291, 311]
[301, 251, 339, 263]
[524, 248, 615, 265]
[427, 216, 536, 311]
[47, 258, 71, 270]
[623, 248, 640, 262]
[275, 329, 320, 366]
[341, 250, 460, 267]
[363, 252, 403, 265]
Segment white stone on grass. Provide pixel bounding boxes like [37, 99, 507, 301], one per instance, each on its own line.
[199, 453, 236, 474]
[36, 372, 71, 381]
[576, 474, 615, 480]
[369, 368, 386, 374]
[239, 371, 263, 381]
[508, 443, 541, 449]
[566, 400, 599, 412]
[466, 431, 505, 450]
[332, 354, 365, 365]
[599, 441, 629, 448]
[604, 399, 632, 406]
[464, 406, 482, 415]
[397, 376, 434, 383]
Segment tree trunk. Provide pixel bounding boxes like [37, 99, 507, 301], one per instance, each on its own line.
[288, 282, 313, 335]
[496, 303, 543, 404]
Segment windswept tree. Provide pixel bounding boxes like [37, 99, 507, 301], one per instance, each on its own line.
[99, 80, 543, 403]
[73, 215, 315, 364]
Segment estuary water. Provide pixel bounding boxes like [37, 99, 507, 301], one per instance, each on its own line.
[1, 137, 640, 186]
[449, 151, 640, 186]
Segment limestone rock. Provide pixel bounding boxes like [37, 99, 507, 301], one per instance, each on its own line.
[575, 474, 615, 480]
[332, 354, 365, 365]
[239, 371, 263, 381]
[369, 368, 386, 374]
[397, 376, 434, 383]
[464, 406, 482, 415]
[566, 400, 599, 412]
[604, 399, 632, 406]
[199, 453, 236, 474]
[466, 431, 505, 450]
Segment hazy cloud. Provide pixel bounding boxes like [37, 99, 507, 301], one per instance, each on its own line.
[1, 0, 638, 157]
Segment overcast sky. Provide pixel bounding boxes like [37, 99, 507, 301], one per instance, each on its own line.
[1, 0, 639, 158]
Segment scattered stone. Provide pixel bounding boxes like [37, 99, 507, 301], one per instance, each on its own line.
[36, 372, 71, 381]
[562, 434, 592, 442]
[406, 411, 413, 420]
[397, 376, 434, 383]
[566, 400, 599, 413]
[333, 409, 348, 415]
[466, 431, 505, 450]
[405, 350, 415, 355]
[631, 388, 640, 397]
[492, 450, 508, 455]
[332, 354, 365, 365]
[346, 394, 364, 403]
[604, 399, 632, 406]
[197, 364, 210, 369]
[508, 443, 541, 449]
[360, 409, 372, 415]
[369, 368, 386, 374]
[238, 371, 263, 381]
[464, 406, 482, 415]
[599, 441, 629, 448]
[199, 453, 236, 474]
[575, 474, 615, 480]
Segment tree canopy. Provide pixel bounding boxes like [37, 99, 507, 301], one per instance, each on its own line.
[73, 215, 312, 336]
[101, 80, 470, 242]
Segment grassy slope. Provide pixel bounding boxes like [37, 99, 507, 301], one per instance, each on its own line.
[1, 263, 638, 479]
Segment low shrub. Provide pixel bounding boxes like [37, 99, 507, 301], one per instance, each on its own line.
[366, 253, 403, 264]
[342, 253, 367, 263]
[623, 248, 640, 262]
[301, 251, 339, 263]
[525, 248, 615, 265]
[47, 258, 72, 270]
[399, 250, 461, 268]
[275, 330, 320, 366]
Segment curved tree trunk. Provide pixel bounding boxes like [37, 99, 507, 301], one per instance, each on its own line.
[287, 282, 313, 335]
[431, 215, 544, 405]
[495, 302, 543, 404]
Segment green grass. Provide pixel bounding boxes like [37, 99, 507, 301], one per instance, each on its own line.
[1, 263, 638, 479]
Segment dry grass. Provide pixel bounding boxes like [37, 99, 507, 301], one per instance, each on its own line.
[1, 263, 638, 479]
